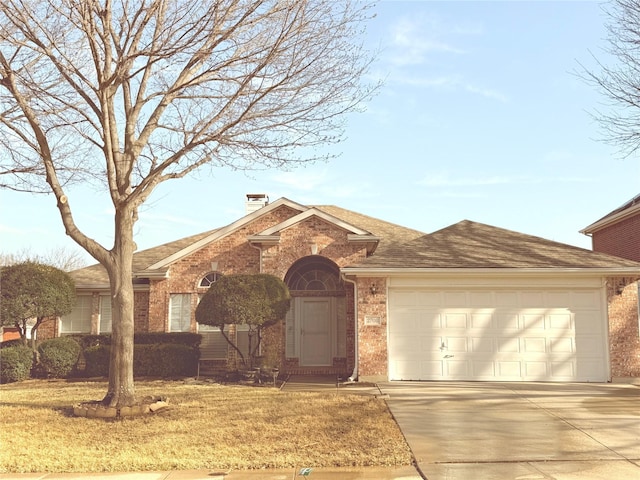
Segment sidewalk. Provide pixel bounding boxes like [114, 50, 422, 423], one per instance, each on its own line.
[0, 466, 422, 480]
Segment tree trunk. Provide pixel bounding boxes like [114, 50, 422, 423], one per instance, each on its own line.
[102, 209, 136, 408]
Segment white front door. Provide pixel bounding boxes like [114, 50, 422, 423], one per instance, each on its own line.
[300, 298, 332, 366]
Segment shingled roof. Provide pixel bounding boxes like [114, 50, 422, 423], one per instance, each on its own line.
[70, 202, 426, 287]
[70, 203, 640, 288]
[71, 227, 220, 286]
[350, 220, 640, 270]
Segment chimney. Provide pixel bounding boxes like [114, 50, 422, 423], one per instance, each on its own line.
[246, 193, 269, 214]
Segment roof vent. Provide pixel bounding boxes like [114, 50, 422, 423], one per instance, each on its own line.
[246, 193, 269, 214]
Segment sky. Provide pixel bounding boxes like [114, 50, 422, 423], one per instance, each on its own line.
[2, 0, 640, 267]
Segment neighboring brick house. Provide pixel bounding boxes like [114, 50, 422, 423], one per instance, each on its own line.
[581, 193, 640, 378]
[46, 195, 640, 382]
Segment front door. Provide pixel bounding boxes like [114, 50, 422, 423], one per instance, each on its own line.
[300, 298, 332, 366]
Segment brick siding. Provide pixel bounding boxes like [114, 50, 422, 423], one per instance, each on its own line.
[607, 278, 640, 377]
[592, 215, 640, 262]
[145, 205, 368, 375]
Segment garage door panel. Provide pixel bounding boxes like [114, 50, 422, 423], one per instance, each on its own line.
[550, 337, 574, 353]
[388, 288, 607, 382]
[471, 337, 494, 353]
[497, 361, 522, 377]
[446, 337, 468, 352]
[444, 360, 469, 377]
[496, 312, 520, 330]
[523, 337, 546, 353]
[524, 362, 548, 378]
[443, 312, 467, 328]
[549, 312, 573, 330]
[469, 291, 493, 306]
[443, 291, 467, 305]
[471, 313, 494, 328]
[498, 337, 521, 353]
[472, 361, 496, 377]
[522, 313, 545, 329]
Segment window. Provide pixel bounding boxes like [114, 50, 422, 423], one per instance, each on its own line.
[170, 294, 191, 332]
[199, 272, 222, 288]
[61, 296, 92, 333]
[99, 295, 112, 333]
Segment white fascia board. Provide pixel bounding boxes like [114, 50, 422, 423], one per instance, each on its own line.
[580, 202, 640, 234]
[340, 267, 640, 277]
[147, 197, 308, 270]
[257, 208, 372, 236]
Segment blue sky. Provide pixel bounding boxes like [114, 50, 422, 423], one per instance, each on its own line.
[2, 0, 639, 265]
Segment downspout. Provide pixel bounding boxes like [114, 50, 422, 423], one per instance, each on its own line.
[342, 274, 359, 382]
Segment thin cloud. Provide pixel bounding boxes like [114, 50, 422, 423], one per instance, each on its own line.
[391, 74, 509, 103]
[418, 173, 592, 188]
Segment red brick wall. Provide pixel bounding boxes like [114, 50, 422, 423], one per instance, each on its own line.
[607, 278, 640, 377]
[355, 277, 387, 378]
[143, 206, 368, 375]
[592, 215, 640, 262]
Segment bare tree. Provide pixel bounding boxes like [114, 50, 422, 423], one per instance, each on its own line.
[580, 0, 640, 157]
[0, 246, 89, 271]
[0, 0, 376, 407]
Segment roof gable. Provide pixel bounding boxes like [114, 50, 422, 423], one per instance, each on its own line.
[247, 207, 381, 255]
[581, 193, 640, 235]
[145, 197, 308, 270]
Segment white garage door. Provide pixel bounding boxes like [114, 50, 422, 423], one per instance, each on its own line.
[388, 288, 608, 382]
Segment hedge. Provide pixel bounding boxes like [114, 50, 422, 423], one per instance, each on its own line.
[69, 332, 201, 349]
[84, 343, 199, 378]
[38, 337, 81, 378]
[0, 346, 33, 383]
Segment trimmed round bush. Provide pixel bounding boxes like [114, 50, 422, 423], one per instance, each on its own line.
[38, 337, 81, 378]
[0, 346, 33, 383]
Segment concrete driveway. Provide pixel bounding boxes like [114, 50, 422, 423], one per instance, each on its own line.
[379, 381, 640, 480]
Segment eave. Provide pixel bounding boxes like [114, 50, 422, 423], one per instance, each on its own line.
[581, 202, 640, 235]
[340, 267, 640, 277]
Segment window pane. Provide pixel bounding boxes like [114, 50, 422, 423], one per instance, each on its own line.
[199, 331, 228, 359]
[99, 295, 112, 333]
[170, 294, 191, 332]
[61, 296, 92, 333]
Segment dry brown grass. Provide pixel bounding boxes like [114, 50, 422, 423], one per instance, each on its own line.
[0, 379, 413, 473]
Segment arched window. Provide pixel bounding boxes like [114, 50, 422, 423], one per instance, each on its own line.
[199, 271, 222, 288]
[285, 256, 341, 292]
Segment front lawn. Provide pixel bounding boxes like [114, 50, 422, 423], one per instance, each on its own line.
[0, 379, 413, 473]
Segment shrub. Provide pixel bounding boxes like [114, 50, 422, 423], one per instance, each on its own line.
[0, 346, 33, 383]
[83, 343, 199, 378]
[38, 337, 81, 378]
[83, 344, 110, 377]
[134, 344, 199, 377]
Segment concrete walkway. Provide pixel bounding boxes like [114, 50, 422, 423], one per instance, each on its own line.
[380, 381, 640, 480]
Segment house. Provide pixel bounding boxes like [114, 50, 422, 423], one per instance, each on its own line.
[45, 194, 640, 382]
[581, 193, 640, 378]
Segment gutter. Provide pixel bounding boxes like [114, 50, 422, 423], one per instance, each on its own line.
[340, 267, 640, 277]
